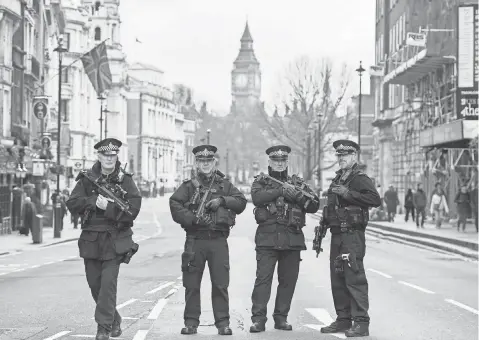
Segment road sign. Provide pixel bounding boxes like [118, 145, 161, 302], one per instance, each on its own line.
[32, 96, 49, 120]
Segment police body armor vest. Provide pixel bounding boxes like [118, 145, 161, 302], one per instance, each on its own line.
[325, 165, 368, 230]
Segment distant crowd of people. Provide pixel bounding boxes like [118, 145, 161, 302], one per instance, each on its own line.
[370, 182, 478, 232]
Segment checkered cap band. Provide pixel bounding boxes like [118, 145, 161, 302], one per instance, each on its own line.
[97, 142, 120, 152]
[195, 149, 215, 157]
[269, 149, 289, 157]
[336, 144, 356, 152]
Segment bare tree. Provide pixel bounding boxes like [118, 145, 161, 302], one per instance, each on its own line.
[259, 55, 351, 180]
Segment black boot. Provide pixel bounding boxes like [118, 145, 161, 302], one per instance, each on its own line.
[249, 322, 266, 333]
[180, 326, 198, 335]
[320, 320, 352, 333]
[218, 326, 233, 335]
[345, 323, 369, 337]
[274, 320, 293, 331]
[95, 325, 110, 340]
[111, 321, 122, 338]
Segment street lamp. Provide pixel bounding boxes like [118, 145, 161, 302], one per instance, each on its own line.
[53, 34, 68, 239]
[355, 61, 365, 164]
[206, 129, 211, 144]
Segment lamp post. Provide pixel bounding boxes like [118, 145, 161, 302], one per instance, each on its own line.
[53, 35, 68, 238]
[206, 129, 211, 144]
[82, 155, 86, 169]
[355, 61, 365, 164]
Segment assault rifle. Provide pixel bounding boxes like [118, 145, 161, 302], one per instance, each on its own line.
[77, 170, 134, 219]
[312, 216, 328, 258]
[257, 172, 318, 208]
[194, 171, 217, 219]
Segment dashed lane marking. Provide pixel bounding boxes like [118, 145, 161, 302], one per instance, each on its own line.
[117, 298, 138, 309]
[367, 268, 393, 279]
[132, 329, 150, 340]
[398, 281, 435, 294]
[445, 299, 479, 315]
[42, 331, 72, 339]
[147, 298, 169, 320]
[145, 281, 175, 295]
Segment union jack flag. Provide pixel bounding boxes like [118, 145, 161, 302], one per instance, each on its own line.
[80, 42, 112, 96]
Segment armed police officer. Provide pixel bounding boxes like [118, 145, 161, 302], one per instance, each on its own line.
[169, 144, 247, 336]
[66, 138, 142, 340]
[320, 140, 381, 337]
[249, 145, 319, 333]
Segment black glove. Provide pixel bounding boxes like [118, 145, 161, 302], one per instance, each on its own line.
[205, 197, 225, 212]
[283, 187, 303, 203]
[193, 215, 213, 227]
[331, 184, 349, 197]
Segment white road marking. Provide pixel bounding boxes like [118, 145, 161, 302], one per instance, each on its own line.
[70, 336, 125, 339]
[304, 308, 346, 339]
[122, 316, 140, 320]
[140, 300, 154, 302]
[367, 268, 392, 279]
[132, 329, 150, 340]
[445, 299, 479, 315]
[117, 298, 137, 309]
[146, 281, 174, 295]
[43, 331, 72, 339]
[44, 261, 55, 265]
[147, 298, 169, 320]
[30, 265, 40, 269]
[165, 288, 177, 298]
[398, 281, 435, 294]
[177, 275, 182, 280]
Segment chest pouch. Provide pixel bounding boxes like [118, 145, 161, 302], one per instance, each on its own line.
[344, 206, 365, 226]
[254, 207, 270, 223]
[214, 207, 236, 227]
[287, 206, 305, 229]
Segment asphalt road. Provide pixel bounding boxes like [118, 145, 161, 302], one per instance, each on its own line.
[0, 197, 477, 340]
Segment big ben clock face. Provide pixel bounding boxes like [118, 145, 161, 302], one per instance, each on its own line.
[235, 74, 248, 88]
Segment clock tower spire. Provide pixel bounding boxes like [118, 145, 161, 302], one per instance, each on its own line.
[231, 21, 261, 115]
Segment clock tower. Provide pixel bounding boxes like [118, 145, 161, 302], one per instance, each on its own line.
[231, 22, 261, 114]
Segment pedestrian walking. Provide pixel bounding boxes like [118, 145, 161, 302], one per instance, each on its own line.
[320, 140, 381, 337]
[470, 183, 478, 232]
[20, 196, 36, 236]
[454, 185, 471, 232]
[66, 138, 142, 340]
[430, 183, 448, 228]
[169, 144, 247, 336]
[383, 185, 399, 222]
[249, 145, 319, 333]
[413, 183, 427, 228]
[404, 188, 415, 222]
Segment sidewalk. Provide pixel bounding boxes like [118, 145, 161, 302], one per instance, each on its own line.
[313, 212, 479, 260]
[0, 222, 80, 257]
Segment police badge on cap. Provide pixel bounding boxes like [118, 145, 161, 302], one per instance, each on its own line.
[94, 138, 122, 155]
[333, 139, 360, 155]
[192, 144, 217, 160]
[266, 145, 291, 160]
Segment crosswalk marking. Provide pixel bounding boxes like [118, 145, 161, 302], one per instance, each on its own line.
[305, 308, 346, 339]
[147, 298, 169, 320]
[42, 331, 72, 340]
[146, 281, 174, 295]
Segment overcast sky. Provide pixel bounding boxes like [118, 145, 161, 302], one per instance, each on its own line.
[120, 0, 376, 113]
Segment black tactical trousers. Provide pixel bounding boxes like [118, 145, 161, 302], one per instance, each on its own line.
[330, 230, 369, 324]
[251, 249, 301, 324]
[84, 257, 122, 331]
[182, 234, 230, 328]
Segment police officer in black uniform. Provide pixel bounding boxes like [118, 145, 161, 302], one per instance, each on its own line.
[249, 145, 319, 333]
[169, 144, 247, 336]
[66, 138, 142, 340]
[320, 140, 381, 337]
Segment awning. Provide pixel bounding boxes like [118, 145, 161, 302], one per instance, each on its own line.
[384, 49, 455, 85]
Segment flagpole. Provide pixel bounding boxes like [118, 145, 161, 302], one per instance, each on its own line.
[99, 95, 104, 140]
[35, 38, 110, 89]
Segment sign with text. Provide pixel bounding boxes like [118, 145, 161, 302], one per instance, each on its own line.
[406, 32, 426, 47]
[457, 4, 478, 120]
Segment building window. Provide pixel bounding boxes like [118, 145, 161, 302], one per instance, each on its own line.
[63, 32, 70, 51]
[61, 99, 70, 121]
[94, 27, 101, 41]
[95, 1, 101, 11]
[61, 68, 69, 83]
[111, 23, 116, 43]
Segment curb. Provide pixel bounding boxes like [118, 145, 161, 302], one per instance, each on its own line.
[310, 213, 478, 259]
[367, 221, 478, 251]
[0, 237, 79, 257]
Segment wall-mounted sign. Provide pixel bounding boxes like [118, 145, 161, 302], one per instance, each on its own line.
[32, 96, 49, 120]
[406, 32, 426, 47]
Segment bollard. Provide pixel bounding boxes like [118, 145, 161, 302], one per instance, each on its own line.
[54, 203, 62, 238]
[32, 214, 44, 244]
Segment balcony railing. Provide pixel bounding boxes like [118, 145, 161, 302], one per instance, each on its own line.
[386, 44, 426, 74]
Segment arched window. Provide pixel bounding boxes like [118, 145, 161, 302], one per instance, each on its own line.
[94, 27, 101, 41]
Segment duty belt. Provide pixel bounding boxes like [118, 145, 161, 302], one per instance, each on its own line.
[187, 230, 228, 240]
